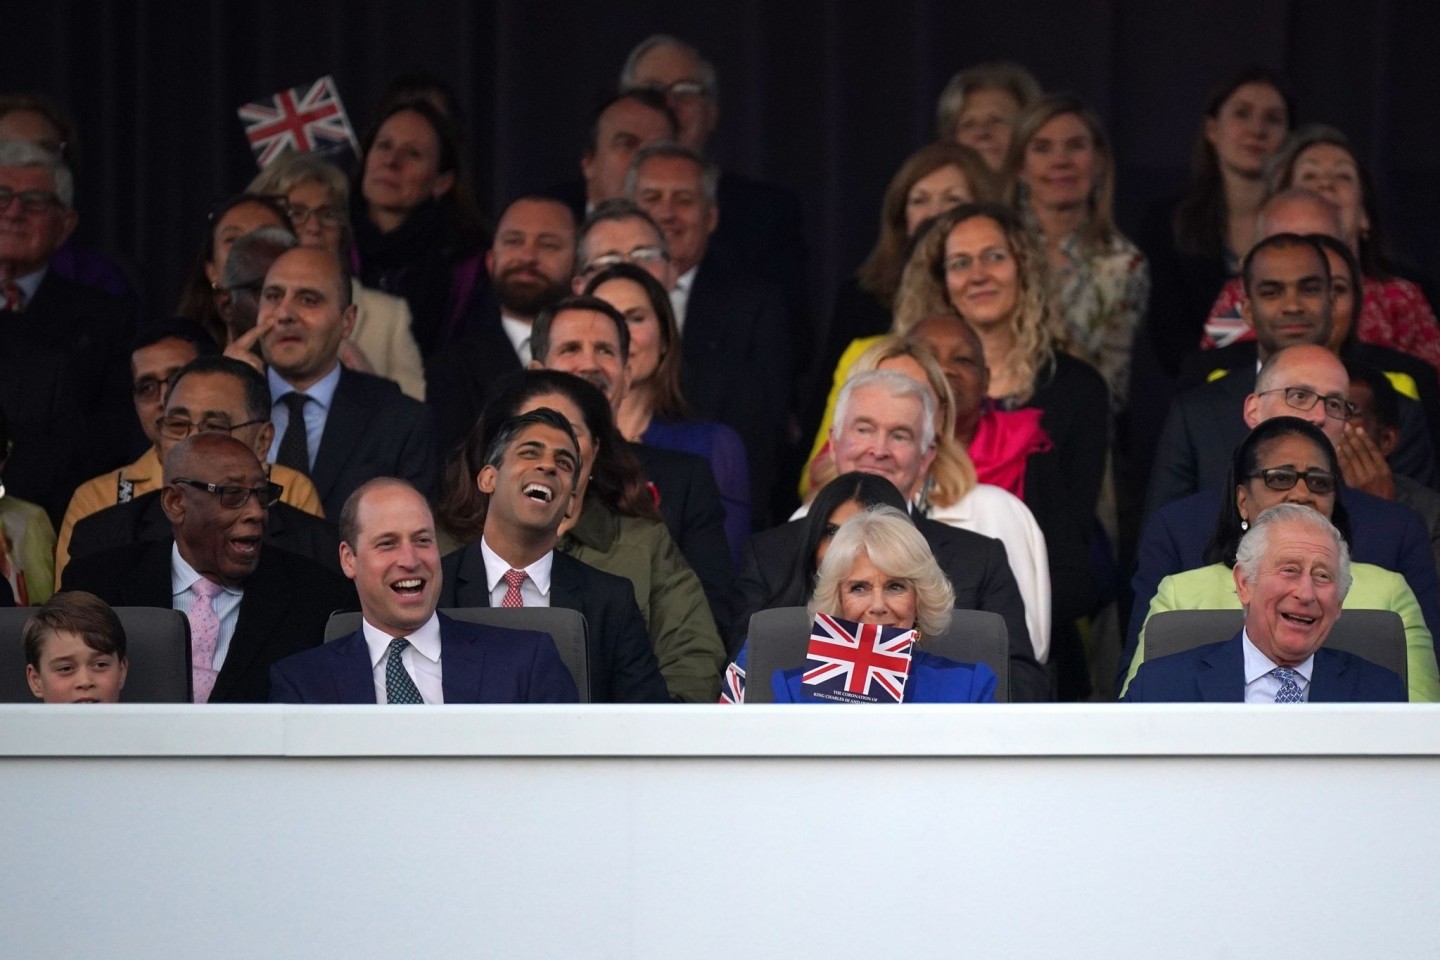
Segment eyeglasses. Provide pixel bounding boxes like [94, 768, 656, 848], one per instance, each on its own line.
[1254, 386, 1357, 421]
[944, 248, 1012, 275]
[637, 79, 710, 100]
[0, 187, 62, 214]
[155, 414, 268, 440]
[1246, 467, 1338, 495]
[172, 478, 283, 509]
[224, 277, 265, 296]
[285, 202, 343, 229]
[133, 377, 172, 401]
[582, 246, 669, 275]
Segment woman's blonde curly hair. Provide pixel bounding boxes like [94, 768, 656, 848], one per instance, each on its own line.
[893, 202, 1065, 405]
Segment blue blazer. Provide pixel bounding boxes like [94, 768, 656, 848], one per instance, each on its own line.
[268, 612, 577, 704]
[1122, 633, 1405, 703]
[1123, 485, 1440, 686]
[773, 650, 999, 703]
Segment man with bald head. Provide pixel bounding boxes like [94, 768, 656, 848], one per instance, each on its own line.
[1150, 236, 1338, 515]
[64, 433, 357, 702]
[258, 245, 437, 519]
[1126, 343, 1440, 686]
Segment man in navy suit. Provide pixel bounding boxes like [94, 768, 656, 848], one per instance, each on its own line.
[1125, 505, 1404, 702]
[257, 246, 437, 519]
[270, 477, 576, 704]
[437, 407, 670, 703]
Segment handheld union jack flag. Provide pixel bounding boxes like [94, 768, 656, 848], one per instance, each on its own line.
[801, 614, 916, 703]
[237, 75, 358, 169]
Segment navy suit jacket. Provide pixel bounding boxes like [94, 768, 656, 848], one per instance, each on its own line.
[1144, 367, 1256, 518]
[423, 296, 523, 457]
[305, 367, 439, 520]
[268, 612, 577, 703]
[438, 545, 670, 703]
[1123, 486, 1440, 685]
[1123, 632, 1406, 702]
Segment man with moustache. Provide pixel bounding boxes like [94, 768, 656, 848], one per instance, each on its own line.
[63, 434, 357, 703]
[426, 196, 577, 453]
[270, 477, 576, 704]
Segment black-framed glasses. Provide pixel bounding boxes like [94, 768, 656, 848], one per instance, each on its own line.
[1254, 386, 1357, 421]
[0, 186, 62, 214]
[1246, 467, 1338, 495]
[155, 414, 268, 440]
[172, 478, 283, 509]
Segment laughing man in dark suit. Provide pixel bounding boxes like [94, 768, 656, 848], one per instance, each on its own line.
[1125, 504, 1404, 702]
[270, 477, 576, 704]
[63, 433, 357, 703]
[438, 407, 669, 703]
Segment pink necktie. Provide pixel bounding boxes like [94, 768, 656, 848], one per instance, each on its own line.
[502, 568, 527, 608]
[188, 578, 224, 703]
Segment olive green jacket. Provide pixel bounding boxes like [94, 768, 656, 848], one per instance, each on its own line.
[561, 498, 725, 702]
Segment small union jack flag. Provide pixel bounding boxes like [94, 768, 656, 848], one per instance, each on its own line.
[237, 75, 358, 169]
[718, 660, 746, 704]
[801, 614, 916, 703]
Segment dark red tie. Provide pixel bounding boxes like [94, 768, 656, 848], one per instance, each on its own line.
[1, 282, 22, 312]
[502, 568, 527, 608]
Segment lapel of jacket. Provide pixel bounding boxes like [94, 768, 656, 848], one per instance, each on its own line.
[308, 367, 365, 506]
[210, 550, 290, 702]
[1306, 649, 1349, 703]
[330, 632, 381, 703]
[548, 551, 582, 609]
[1195, 634, 1247, 702]
[131, 539, 177, 607]
[448, 544, 494, 608]
[436, 613, 485, 704]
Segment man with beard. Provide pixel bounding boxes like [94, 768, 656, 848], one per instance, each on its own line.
[426, 196, 578, 453]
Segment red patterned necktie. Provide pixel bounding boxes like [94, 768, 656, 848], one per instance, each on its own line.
[502, 568, 527, 608]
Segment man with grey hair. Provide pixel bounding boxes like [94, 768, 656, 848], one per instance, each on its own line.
[732, 368, 1046, 701]
[625, 138, 792, 527]
[1125, 503, 1403, 702]
[617, 34, 810, 360]
[573, 199, 674, 290]
[0, 138, 136, 525]
[221, 225, 298, 343]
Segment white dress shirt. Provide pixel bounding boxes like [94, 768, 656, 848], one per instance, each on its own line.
[362, 611, 444, 704]
[500, 312, 534, 365]
[267, 363, 342, 470]
[668, 265, 698, 334]
[479, 537, 554, 608]
[170, 544, 244, 671]
[1242, 628, 1315, 703]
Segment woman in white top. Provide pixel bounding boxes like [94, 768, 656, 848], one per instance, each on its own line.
[248, 153, 426, 400]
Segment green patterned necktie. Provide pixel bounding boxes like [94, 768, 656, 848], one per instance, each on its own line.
[385, 638, 424, 704]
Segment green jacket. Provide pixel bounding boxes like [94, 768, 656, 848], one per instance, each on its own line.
[561, 497, 725, 702]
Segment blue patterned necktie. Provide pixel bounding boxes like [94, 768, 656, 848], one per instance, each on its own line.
[1272, 666, 1304, 703]
[385, 638, 424, 704]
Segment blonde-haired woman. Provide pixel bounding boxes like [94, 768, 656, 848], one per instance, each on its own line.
[1004, 94, 1149, 408]
[726, 505, 998, 703]
[249, 153, 426, 400]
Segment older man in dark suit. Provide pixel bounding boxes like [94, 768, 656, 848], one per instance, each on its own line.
[63, 433, 357, 703]
[0, 139, 134, 526]
[1125, 505, 1404, 702]
[437, 407, 669, 703]
[257, 246, 437, 519]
